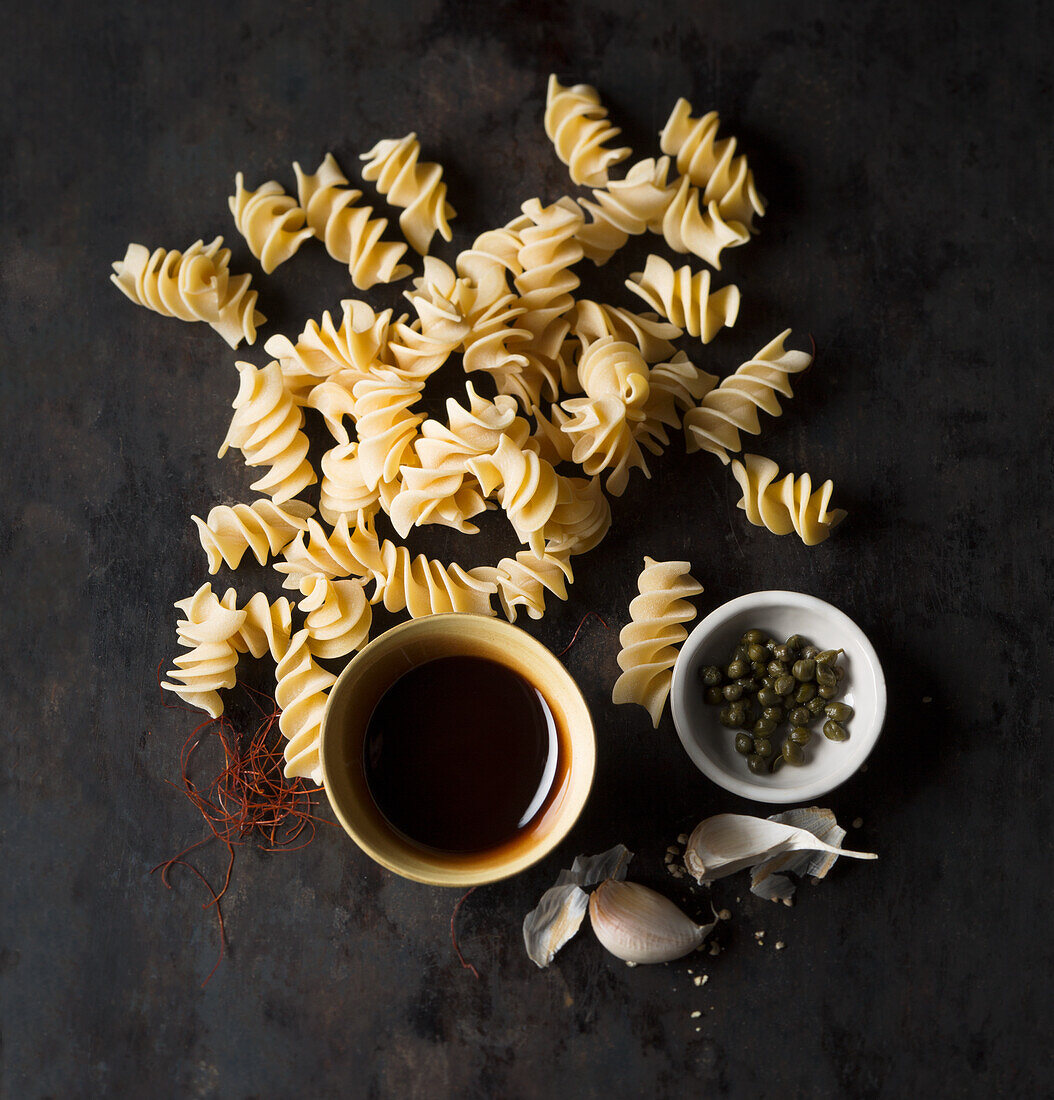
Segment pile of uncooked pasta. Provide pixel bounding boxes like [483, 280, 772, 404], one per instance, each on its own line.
[113, 75, 846, 784]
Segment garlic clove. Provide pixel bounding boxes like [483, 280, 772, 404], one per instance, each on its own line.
[684, 812, 877, 885]
[588, 879, 715, 964]
[751, 807, 849, 900]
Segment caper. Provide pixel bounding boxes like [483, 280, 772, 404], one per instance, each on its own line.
[820, 684, 839, 699]
[754, 717, 776, 737]
[823, 719, 848, 741]
[727, 700, 747, 723]
[788, 706, 810, 726]
[790, 725, 812, 745]
[732, 644, 750, 663]
[705, 686, 725, 705]
[747, 754, 767, 775]
[792, 658, 815, 682]
[806, 695, 827, 716]
[824, 702, 854, 722]
[722, 682, 743, 702]
[762, 705, 784, 724]
[747, 644, 768, 663]
[757, 686, 781, 708]
[752, 659, 768, 677]
[816, 648, 842, 666]
[753, 738, 774, 759]
[802, 644, 820, 659]
[834, 664, 846, 681]
[767, 660, 787, 679]
[719, 706, 738, 728]
[774, 675, 795, 697]
[781, 740, 805, 766]
[772, 643, 793, 662]
[735, 677, 756, 693]
[785, 634, 807, 653]
[726, 659, 747, 680]
[699, 664, 723, 687]
[770, 754, 786, 773]
[741, 629, 767, 645]
[794, 682, 817, 704]
[734, 732, 754, 755]
[815, 665, 837, 690]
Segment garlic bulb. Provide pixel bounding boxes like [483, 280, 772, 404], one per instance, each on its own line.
[684, 812, 877, 884]
[588, 880, 715, 964]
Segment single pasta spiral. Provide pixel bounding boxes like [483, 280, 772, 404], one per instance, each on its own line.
[219, 361, 317, 504]
[570, 300, 681, 365]
[293, 152, 412, 289]
[625, 254, 741, 343]
[635, 351, 717, 456]
[560, 395, 649, 497]
[360, 133, 455, 255]
[276, 511, 386, 593]
[576, 157, 678, 265]
[162, 583, 246, 717]
[455, 225, 525, 319]
[228, 173, 313, 274]
[683, 330, 812, 463]
[576, 336, 651, 417]
[661, 175, 751, 271]
[495, 549, 574, 622]
[730, 454, 847, 545]
[110, 237, 264, 348]
[611, 558, 704, 728]
[372, 541, 497, 619]
[349, 370, 425, 493]
[544, 75, 631, 187]
[318, 443, 381, 526]
[276, 629, 337, 781]
[192, 497, 315, 574]
[388, 465, 488, 537]
[541, 476, 611, 557]
[298, 575, 372, 659]
[659, 98, 766, 232]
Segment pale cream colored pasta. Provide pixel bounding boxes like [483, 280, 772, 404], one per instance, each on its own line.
[220, 589, 295, 663]
[683, 330, 812, 463]
[276, 511, 386, 593]
[276, 629, 337, 781]
[360, 133, 455, 255]
[318, 443, 381, 526]
[349, 370, 425, 496]
[661, 175, 750, 271]
[659, 99, 766, 232]
[298, 575, 372, 659]
[455, 225, 525, 319]
[625, 254, 741, 343]
[388, 466, 488, 537]
[544, 75, 631, 187]
[495, 549, 573, 622]
[576, 157, 677, 265]
[293, 152, 412, 289]
[373, 541, 497, 619]
[634, 351, 717, 456]
[228, 173, 313, 273]
[570, 300, 681, 365]
[527, 403, 575, 466]
[110, 237, 264, 349]
[218, 361, 316, 504]
[541, 476, 611, 557]
[575, 336, 651, 417]
[192, 498, 315, 574]
[611, 558, 704, 728]
[559, 394, 649, 498]
[730, 453, 847, 545]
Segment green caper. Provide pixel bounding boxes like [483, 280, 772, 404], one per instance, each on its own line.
[705, 686, 725, 706]
[774, 675, 795, 697]
[734, 732, 754, 755]
[785, 634, 807, 653]
[816, 648, 842, 666]
[745, 644, 766, 663]
[752, 659, 768, 677]
[741, 629, 767, 645]
[834, 664, 846, 681]
[762, 705, 784, 724]
[824, 701, 854, 722]
[794, 682, 817, 704]
[719, 706, 738, 729]
[757, 686, 781, 708]
[727, 700, 747, 724]
[781, 739, 805, 766]
[726, 659, 748, 680]
[747, 754, 767, 775]
[753, 717, 776, 737]
[815, 665, 837, 690]
[806, 695, 827, 716]
[732, 644, 750, 663]
[699, 664, 723, 687]
[818, 683, 838, 699]
[802, 644, 820, 659]
[776, 644, 798, 662]
[792, 658, 815, 681]
[788, 706, 810, 726]
[753, 738, 774, 758]
[722, 682, 743, 702]
[767, 660, 787, 679]
[823, 719, 848, 741]
[735, 677, 756, 693]
[790, 725, 812, 745]
[770, 754, 786, 773]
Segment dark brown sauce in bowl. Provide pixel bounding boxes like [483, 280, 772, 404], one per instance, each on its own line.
[362, 655, 563, 854]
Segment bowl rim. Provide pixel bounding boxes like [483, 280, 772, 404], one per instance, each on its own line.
[670, 590, 886, 804]
[319, 613, 596, 886]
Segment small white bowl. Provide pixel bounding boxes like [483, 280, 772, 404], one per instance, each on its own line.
[670, 591, 885, 804]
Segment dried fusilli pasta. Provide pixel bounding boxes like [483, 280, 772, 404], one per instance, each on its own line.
[634, 352, 717, 456]
[276, 629, 337, 781]
[228, 173, 313, 273]
[275, 511, 385, 593]
[575, 157, 677, 265]
[220, 589, 295, 663]
[661, 175, 750, 271]
[360, 133, 455, 255]
[625, 254, 741, 343]
[373, 541, 497, 619]
[318, 443, 380, 526]
[544, 75, 631, 187]
[495, 548, 573, 622]
[559, 394, 649, 498]
[730, 453, 847, 545]
[611, 558, 704, 728]
[541, 475, 611, 558]
[683, 330, 812, 463]
[192, 498, 315, 574]
[299, 575, 372, 658]
[575, 336, 651, 417]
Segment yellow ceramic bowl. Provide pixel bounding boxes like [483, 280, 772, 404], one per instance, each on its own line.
[319, 614, 596, 887]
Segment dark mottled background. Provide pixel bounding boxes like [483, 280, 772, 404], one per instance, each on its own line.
[3, 0, 1051, 1096]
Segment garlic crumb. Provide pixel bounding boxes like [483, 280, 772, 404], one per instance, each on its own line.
[664, 853, 674, 864]
[922, 696, 932, 703]
[694, 1026, 701, 1032]
[625, 960, 637, 968]
[693, 974, 709, 986]
[782, 897, 794, 907]
[677, 833, 688, 844]
[774, 941, 785, 950]
[690, 1010, 701, 1018]
[709, 942, 721, 956]
[717, 909, 731, 921]
[852, 817, 863, 829]
[666, 845, 680, 855]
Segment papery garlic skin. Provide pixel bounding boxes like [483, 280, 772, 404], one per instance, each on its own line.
[588, 880, 714, 964]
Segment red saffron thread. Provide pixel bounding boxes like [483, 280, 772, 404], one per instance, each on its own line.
[451, 886, 480, 980]
[556, 611, 609, 658]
